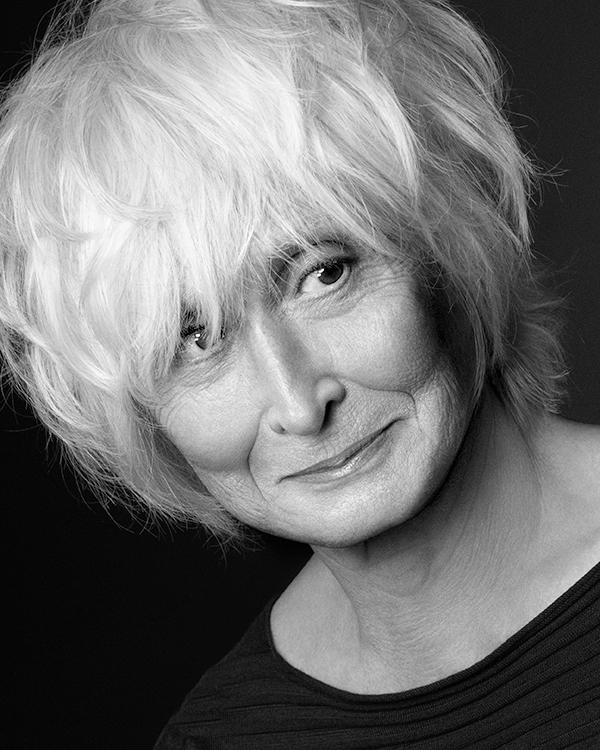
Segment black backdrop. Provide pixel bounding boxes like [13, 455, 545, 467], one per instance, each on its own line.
[2, 2, 599, 749]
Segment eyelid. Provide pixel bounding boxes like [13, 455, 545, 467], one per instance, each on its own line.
[282, 239, 350, 274]
[180, 322, 205, 340]
[269, 238, 355, 289]
[175, 322, 227, 368]
[292, 246, 356, 294]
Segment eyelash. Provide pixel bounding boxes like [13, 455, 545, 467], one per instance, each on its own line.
[177, 248, 358, 360]
[292, 251, 356, 296]
[178, 323, 224, 355]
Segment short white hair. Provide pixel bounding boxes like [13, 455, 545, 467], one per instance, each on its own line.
[0, 0, 566, 540]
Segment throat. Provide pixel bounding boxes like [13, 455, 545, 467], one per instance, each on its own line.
[270, 551, 528, 694]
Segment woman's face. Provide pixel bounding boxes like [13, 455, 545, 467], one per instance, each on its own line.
[160, 238, 473, 548]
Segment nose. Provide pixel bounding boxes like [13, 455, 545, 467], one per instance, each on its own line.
[246, 312, 346, 436]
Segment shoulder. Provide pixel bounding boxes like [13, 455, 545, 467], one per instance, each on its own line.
[538, 416, 600, 502]
[533, 415, 600, 577]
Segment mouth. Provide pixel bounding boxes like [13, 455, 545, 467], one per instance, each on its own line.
[281, 422, 395, 483]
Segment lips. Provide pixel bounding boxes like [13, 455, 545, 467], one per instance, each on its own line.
[281, 423, 393, 481]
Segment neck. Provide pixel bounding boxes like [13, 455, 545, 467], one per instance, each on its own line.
[274, 392, 549, 692]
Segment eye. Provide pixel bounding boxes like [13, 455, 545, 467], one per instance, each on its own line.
[297, 258, 352, 296]
[187, 327, 211, 350]
[177, 323, 226, 363]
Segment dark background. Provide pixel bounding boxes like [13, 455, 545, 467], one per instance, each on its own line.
[2, 2, 599, 748]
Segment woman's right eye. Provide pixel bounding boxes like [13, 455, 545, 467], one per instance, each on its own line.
[177, 324, 225, 363]
[186, 327, 211, 351]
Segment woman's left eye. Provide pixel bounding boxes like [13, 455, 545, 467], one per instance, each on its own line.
[297, 258, 352, 296]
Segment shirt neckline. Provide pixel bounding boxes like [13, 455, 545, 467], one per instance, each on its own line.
[262, 555, 600, 703]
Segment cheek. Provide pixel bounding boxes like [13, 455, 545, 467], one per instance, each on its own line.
[329, 289, 444, 393]
[160, 385, 258, 473]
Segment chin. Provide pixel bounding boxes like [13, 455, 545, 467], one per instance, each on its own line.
[242, 480, 441, 550]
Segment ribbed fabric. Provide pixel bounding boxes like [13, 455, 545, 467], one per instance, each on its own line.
[154, 561, 600, 749]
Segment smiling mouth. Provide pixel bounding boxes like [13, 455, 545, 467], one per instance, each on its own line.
[282, 423, 394, 482]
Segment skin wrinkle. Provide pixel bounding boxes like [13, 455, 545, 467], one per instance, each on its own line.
[2, 0, 595, 704]
[300, 394, 550, 686]
[162, 242, 472, 548]
[160, 238, 590, 694]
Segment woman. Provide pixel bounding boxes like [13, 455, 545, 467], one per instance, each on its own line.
[1, 0, 599, 747]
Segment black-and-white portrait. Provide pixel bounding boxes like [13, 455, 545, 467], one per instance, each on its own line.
[3, 2, 599, 748]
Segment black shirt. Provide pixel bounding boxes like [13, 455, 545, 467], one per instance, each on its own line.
[154, 561, 600, 749]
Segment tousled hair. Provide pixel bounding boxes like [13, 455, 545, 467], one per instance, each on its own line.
[0, 0, 566, 540]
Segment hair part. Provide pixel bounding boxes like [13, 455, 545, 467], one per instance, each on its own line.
[0, 0, 566, 541]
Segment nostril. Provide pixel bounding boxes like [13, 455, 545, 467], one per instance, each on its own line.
[266, 376, 346, 436]
[319, 377, 346, 431]
[266, 412, 288, 435]
[266, 402, 327, 436]
[322, 396, 340, 431]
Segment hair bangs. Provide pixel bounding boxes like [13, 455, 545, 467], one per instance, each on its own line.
[0, 0, 567, 538]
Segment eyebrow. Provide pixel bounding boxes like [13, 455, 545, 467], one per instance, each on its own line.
[273, 229, 356, 259]
[176, 231, 359, 331]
